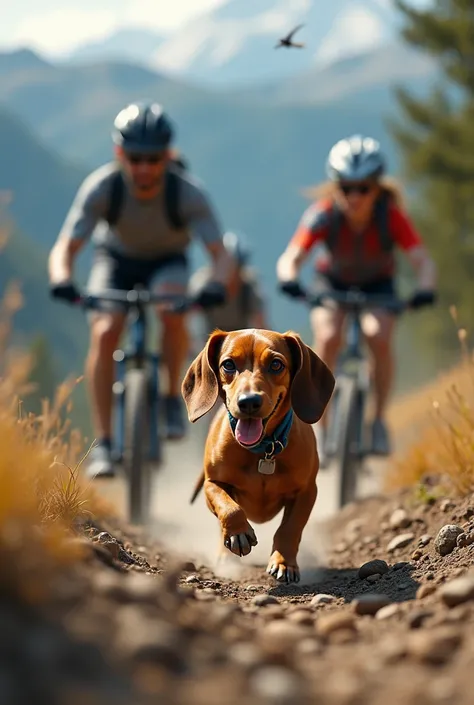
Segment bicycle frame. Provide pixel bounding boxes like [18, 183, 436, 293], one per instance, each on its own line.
[112, 297, 161, 464]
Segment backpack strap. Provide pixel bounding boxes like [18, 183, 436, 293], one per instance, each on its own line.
[105, 166, 185, 230]
[164, 169, 184, 230]
[104, 169, 125, 226]
[373, 193, 394, 252]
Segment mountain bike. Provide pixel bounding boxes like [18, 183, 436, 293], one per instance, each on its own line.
[307, 289, 407, 508]
[80, 286, 194, 525]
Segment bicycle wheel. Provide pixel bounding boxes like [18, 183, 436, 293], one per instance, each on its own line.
[123, 368, 152, 525]
[332, 375, 361, 508]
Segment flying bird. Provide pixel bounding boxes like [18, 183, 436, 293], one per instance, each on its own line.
[275, 24, 305, 49]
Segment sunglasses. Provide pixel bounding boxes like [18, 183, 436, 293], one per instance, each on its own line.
[339, 183, 374, 196]
[126, 153, 166, 165]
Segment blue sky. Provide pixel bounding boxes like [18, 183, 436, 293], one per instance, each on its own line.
[0, 0, 226, 55]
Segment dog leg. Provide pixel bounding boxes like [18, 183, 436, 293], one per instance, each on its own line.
[267, 480, 317, 584]
[205, 479, 258, 558]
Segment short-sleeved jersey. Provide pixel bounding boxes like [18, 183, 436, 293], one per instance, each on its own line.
[58, 162, 223, 259]
[290, 197, 423, 284]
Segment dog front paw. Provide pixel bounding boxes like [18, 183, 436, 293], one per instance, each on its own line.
[266, 551, 300, 584]
[224, 524, 258, 557]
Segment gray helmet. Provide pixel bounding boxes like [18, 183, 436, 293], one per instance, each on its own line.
[112, 101, 174, 153]
[326, 135, 385, 181]
[223, 231, 251, 267]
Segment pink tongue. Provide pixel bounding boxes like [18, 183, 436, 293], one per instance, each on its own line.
[235, 418, 263, 446]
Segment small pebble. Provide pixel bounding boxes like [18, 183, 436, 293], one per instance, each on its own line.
[358, 559, 389, 580]
[310, 594, 336, 606]
[440, 576, 474, 607]
[317, 612, 356, 637]
[434, 524, 464, 556]
[249, 666, 303, 701]
[408, 627, 462, 665]
[376, 604, 400, 620]
[419, 534, 432, 547]
[352, 594, 391, 616]
[416, 583, 437, 600]
[393, 561, 410, 571]
[457, 532, 474, 548]
[251, 594, 279, 607]
[411, 549, 423, 561]
[389, 508, 411, 530]
[367, 574, 381, 583]
[407, 609, 434, 629]
[185, 575, 200, 584]
[387, 533, 415, 553]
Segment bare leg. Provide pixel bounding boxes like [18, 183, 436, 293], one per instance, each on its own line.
[85, 312, 125, 439]
[361, 311, 395, 419]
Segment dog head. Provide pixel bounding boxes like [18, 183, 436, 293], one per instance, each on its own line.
[182, 329, 335, 448]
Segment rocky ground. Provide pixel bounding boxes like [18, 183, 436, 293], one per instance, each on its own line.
[17, 481, 474, 705]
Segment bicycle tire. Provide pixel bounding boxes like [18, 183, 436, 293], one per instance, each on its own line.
[123, 368, 152, 525]
[333, 375, 360, 508]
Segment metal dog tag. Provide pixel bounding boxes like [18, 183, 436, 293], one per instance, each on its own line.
[258, 458, 276, 475]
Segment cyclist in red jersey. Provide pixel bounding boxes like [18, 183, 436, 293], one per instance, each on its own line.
[277, 135, 437, 463]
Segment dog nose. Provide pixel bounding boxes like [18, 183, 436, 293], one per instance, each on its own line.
[237, 393, 263, 415]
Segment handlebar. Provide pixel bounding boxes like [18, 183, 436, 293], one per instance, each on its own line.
[304, 290, 408, 315]
[77, 289, 197, 314]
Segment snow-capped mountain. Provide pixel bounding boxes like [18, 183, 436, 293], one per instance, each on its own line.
[151, 0, 399, 86]
[66, 28, 164, 65]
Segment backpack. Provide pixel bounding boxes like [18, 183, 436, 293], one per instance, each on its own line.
[104, 160, 186, 230]
[325, 193, 394, 253]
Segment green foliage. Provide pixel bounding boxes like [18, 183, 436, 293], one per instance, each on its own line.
[393, 0, 474, 359]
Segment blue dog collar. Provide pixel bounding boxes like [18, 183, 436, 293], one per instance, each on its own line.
[227, 409, 294, 459]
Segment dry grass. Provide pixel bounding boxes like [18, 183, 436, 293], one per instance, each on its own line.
[0, 273, 111, 603]
[386, 319, 474, 497]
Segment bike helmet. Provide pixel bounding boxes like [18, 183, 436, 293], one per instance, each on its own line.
[326, 135, 386, 181]
[112, 101, 174, 153]
[223, 231, 251, 267]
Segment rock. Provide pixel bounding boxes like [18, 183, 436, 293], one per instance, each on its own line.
[387, 533, 415, 553]
[379, 635, 408, 664]
[182, 561, 197, 572]
[330, 629, 358, 645]
[229, 641, 264, 668]
[333, 541, 349, 554]
[297, 638, 323, 655]
[408, 628, 462, 665]
[260, 606, 285, 621]
[417, 584, 437, 600]
[397, 582, 411, 591]
[185, 575, 200, 584]
[249, 666, 303, 702]
[407, 609, 434, 629]
[115, 607, 184, 671]
[261, 620, 310, 647]
[358, 559, 389, 580]
[440, 576, 474, 607]
[310, 594, 336, 606]
[434, 524, 464, 556]
[457, 532, 474, 548]
[367, 574, 381, 583]
[375, 604, 401, 620]
[317, 612, 356, 637]
[245, 585, 259, 592]
[392, 561, 410, 571]
[389, 508, 412, 530]
[251, 594, 279, 607]
[418, 534, 432, 547]
[411, 549, 423, 561]
[352, 594, 391, 616]
[287, 610, 314, 626]
[440, 499, 455, 513]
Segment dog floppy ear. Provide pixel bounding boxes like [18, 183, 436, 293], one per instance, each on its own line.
[181, 330, 227, 422]
[283, 331, 335, 424]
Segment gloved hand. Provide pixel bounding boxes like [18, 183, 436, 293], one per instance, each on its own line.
[278, 280, 306, 299]
[408, 290, 437, 310]
[50, 281, 80, 304]
[195, 281, 226, 309]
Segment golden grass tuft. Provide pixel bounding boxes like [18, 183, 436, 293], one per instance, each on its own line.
[0, 276, 112, 603]
[386, 321, 474, 496]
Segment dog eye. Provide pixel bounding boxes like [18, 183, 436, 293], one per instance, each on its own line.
[270, 359, 285, 373]
[221, 359, 236, 373]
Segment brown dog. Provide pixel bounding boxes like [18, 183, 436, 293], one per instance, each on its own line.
[181, 329, 335, 584]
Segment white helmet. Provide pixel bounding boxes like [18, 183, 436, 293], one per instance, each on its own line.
[326, 135, 386, 181]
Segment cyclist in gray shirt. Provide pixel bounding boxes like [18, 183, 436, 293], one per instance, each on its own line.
[48, 102, 232, 478]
